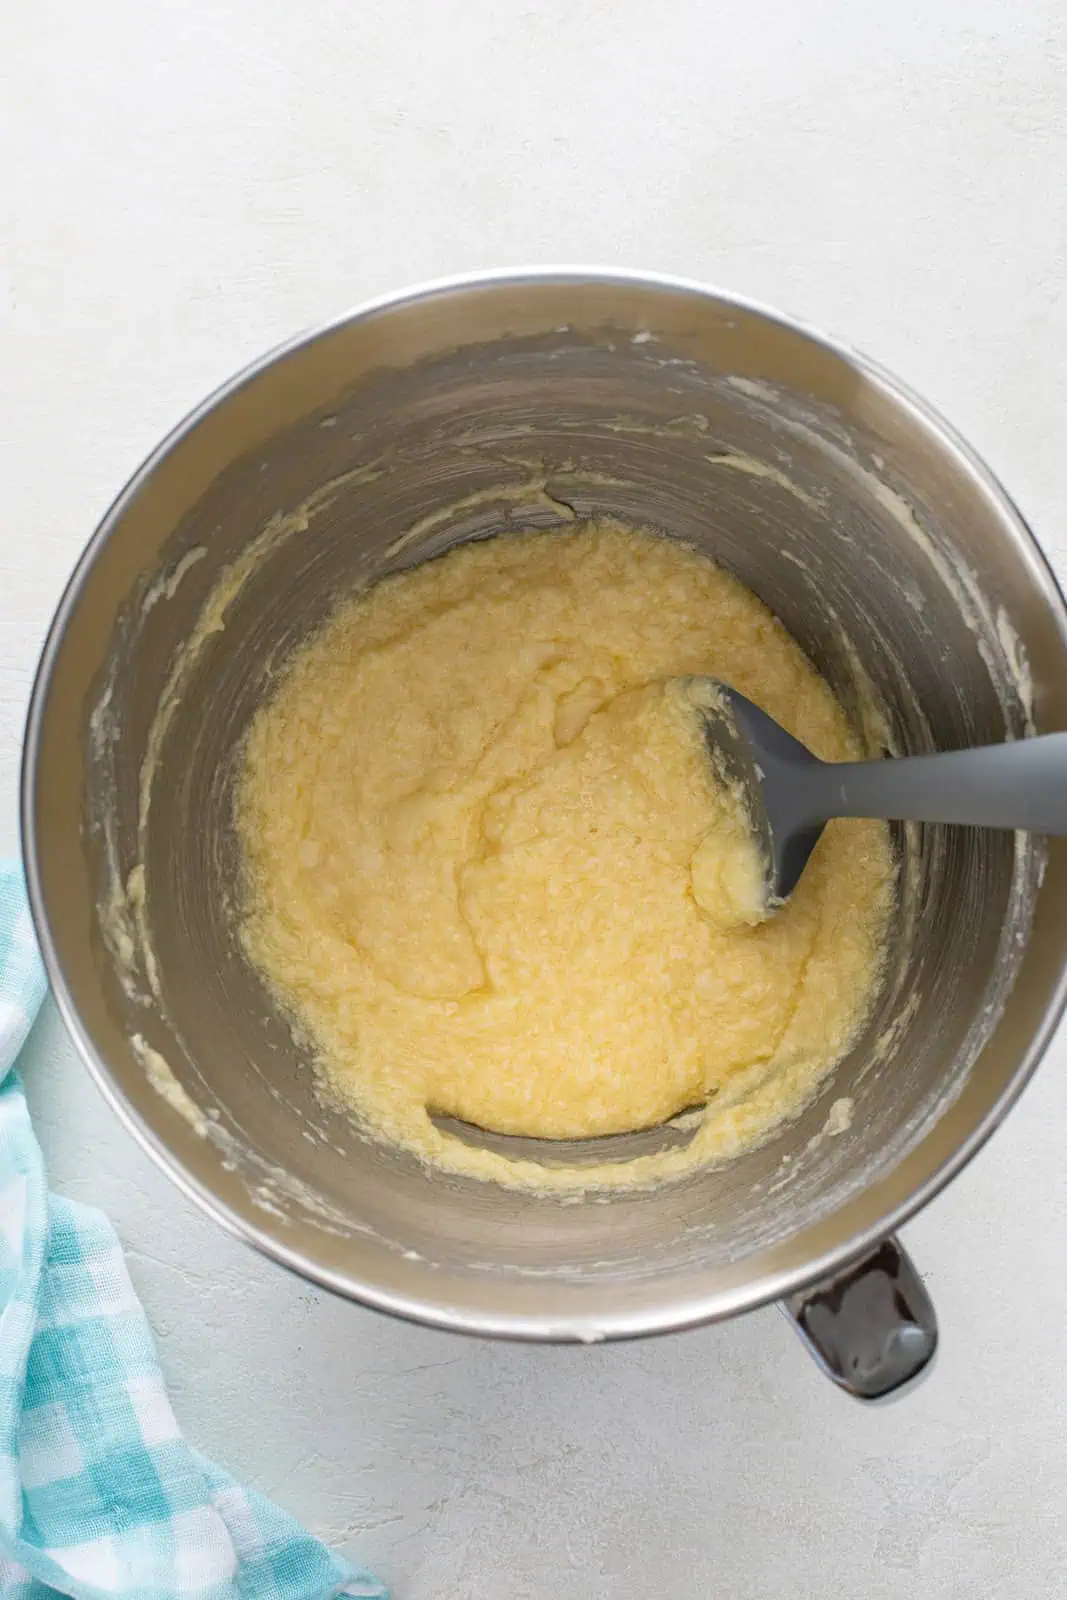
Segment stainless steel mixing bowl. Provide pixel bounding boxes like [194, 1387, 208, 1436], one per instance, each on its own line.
[23, 271, 1067, 1396]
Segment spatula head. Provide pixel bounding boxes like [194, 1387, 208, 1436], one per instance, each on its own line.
[685, 678, 826, 905]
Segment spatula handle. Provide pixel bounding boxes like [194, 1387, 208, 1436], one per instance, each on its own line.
[818, 732, 1067, 833]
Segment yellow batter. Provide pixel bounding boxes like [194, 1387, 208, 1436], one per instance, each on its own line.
[237, 521, 892, 1190]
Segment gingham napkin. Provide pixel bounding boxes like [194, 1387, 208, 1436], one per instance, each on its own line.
[0, 862, 387, 1599]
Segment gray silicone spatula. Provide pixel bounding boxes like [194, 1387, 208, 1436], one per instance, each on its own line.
[691, 678, 1067, 907]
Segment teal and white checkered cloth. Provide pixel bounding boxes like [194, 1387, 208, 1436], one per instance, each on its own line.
[0, 862, 387, 1599]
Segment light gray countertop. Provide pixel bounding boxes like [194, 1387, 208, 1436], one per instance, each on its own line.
[4, 2, 1066, 1593]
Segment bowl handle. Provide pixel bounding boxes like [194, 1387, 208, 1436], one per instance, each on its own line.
[781, 1236, 938, 1400]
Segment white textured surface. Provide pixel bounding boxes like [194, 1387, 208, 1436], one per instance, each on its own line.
[4, 2, 1067, 1593]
